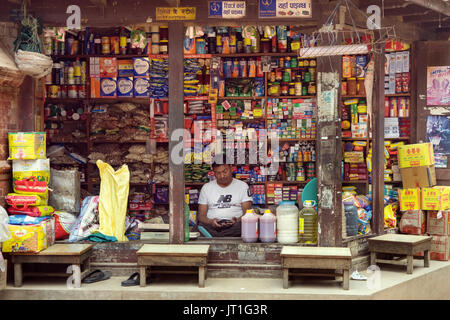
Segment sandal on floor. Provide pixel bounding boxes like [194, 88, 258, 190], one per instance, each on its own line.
[82, 269, 111, 284]
[121, 272, 140, 287]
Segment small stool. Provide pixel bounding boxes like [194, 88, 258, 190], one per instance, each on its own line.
[10, 244, 94, 288]
[368, 234, 432, 274]
[280, 246, 352, 290]
[137, 244, 210, 288]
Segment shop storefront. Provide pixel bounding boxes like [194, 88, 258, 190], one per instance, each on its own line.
[0, 0, 449, 280]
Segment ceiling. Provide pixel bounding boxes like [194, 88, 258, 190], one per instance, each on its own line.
[357, 0, 450, 33]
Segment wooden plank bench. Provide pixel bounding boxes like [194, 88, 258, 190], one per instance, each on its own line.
[368, 234, 432, 274]
[10, 244, 94, 288]
[137, 244, 210, 288]
[280, 246, 352, 290]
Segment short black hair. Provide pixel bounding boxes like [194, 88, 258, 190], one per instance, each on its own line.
[211, 163, 231, 170]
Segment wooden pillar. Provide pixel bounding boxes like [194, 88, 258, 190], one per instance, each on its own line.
[168, 22, 185, 244]
[316, 58, 343, 247]
[372, 42, 386, 235]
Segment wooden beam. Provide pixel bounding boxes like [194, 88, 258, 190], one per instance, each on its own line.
[405, 0, 450, 16]
[168, 21, 185, 244]
[372, 40, 386, 235]
[403, 13, 450, 23]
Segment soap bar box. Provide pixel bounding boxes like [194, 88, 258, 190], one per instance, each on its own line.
[117, 77, 134, 97]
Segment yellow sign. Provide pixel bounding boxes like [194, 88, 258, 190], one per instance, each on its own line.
[156, 7, 196, 20]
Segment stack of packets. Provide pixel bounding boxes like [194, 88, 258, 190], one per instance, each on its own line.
[366, 140, 405, 183]
[342, 188, 372, 235]
[2, 132, 55, 253]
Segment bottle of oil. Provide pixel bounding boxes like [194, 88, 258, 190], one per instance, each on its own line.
[298, 200, 317, 244]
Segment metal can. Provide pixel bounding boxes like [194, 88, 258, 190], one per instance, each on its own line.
[288, 83, 296, 96]
[48, 85, 59, 98]
[68, 85, 78, 99]
[102, 36, 110, 55]
[60, 85, 67, 98]
[308, 82, 316, 95]
[110, 36, 120, 55]
[281, 83, 288, 96]
[78, 85, 86, 98]
[295, 82, 302, 96]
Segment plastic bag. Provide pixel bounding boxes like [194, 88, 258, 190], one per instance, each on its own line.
[96, 160, 130, 242]
[0, 205, 11, 242]
[53, 211, 77, 240]
[69, 196, 99, 242]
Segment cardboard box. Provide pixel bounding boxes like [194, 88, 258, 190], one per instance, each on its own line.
[0, 259, 6, 291]
[2, 217, 55, 253]
[430, 235, 450, 261]
[400, 165, 436, 188]
[399, 188, 421, 211]
[99, 57, 117, 78]
[118, 59, 134, 77]
[398, 210, 426, 235]
[117, 77, 134, 97]
[89, 57, 100, 77]
[133, 57, 150, 77]
[134, 77, 149, 97]
[12, 158, 50, 185]
[90, 77, 100, 98]
[422, 187, 450, 211]
[427, 211, 450, 236]
[398, 143, 435, 168]
[8, 132, 46, 160]
[100, 78, 117, 97]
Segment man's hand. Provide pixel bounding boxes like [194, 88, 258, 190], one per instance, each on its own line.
[210, 218, 223, 229]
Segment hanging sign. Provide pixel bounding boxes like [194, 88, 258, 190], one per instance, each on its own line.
[209, 1, 246, 18]
[259, 0, 312, 18]
[155, 7, 196, 20]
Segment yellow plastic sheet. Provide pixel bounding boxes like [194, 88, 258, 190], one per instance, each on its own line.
[96, 160, 130, 242]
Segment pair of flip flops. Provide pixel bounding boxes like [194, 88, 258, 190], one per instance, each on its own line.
[121, 272, 140, 287]
[82, 269, 111, 284]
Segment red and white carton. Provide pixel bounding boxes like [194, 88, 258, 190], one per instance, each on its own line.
[430, 235, 450, 261]
[399, 210, 426, 235]
[427, 210, 450, 236]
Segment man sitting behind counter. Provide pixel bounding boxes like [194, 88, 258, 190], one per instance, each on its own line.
[197, 163, 253, 237]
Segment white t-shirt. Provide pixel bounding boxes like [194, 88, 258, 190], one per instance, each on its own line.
[198, 178, 253, 220]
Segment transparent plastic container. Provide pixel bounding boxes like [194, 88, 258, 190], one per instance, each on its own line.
[299, 200, 317, 244]
[259, 209, 276, 243]
[241, 209, 259, 243]
[276, 201, 299, 244]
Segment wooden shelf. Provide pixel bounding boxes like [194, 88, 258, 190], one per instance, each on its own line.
[91, 140, 148, 144]
[51, 54, 149, 59]
[268, 95, 316, 99]
[342, 137, 368, 141]
[48, 140, 88, 144]
[45, 98, 85, 104]
[89, 97, 150, 103]
[266, 180, 309, 184]
[44, 118, 86, 123]
[384, 137, 410, 140]
[218, 96, 265, 100]
[342, 95, 366, 99]
[385, 93, 410, 97]
[214, 52, 300, 58]
[342, 180, 369, 184]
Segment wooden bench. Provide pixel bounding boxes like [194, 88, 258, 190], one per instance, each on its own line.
[10, 244, 94, 288]
[280, 246, 352, 290]
[368, 234, 432, 274]
[137, 244, 210, 288]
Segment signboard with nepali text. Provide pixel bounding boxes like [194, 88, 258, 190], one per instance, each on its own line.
[156, 7, 196, 20]
[259, 0, 311, 18]
[209, 1, 246, 18]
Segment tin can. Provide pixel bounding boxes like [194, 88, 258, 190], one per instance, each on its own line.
[295, 82, 302, 96]
[308, 82, 316, 95]
[111, 36, 120, 54]
[342, 55, 352, 78]
[68, 85, 78, 99]
[151, 43, 160, 54]
[102, 36, 110, 55]
[48, 85, 59, 98]
[281, 83, 288, 96]
[289, 83, 295, 96]
[78, 85, 86, 98]
[160, 40, 168, 54]
[342, 81, 348, 96]
[60, 85, 67, 98]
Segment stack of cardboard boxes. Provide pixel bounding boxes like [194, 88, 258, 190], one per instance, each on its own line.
[397, 142, 450, 261]
[90, 57, 150, 98]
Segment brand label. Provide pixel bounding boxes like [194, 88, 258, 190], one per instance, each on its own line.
[100, 78, 117, 96]
[133, 58, 149, 76]
[117, 77, 133, 96]
[299, 218, 304, 234]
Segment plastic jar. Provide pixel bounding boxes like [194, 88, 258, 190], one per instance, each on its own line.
[276, 201, 299, 244]
[288, 82, 295, 96]
[357, 78, 366, 96]
[269, 82, 280, 96]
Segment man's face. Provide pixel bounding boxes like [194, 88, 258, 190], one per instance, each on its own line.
[213, 165, 233, 186]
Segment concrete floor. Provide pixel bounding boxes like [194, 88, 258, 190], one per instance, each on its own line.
[1, 259, 450, 300]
